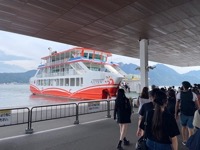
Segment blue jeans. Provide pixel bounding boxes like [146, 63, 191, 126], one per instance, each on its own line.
[180, 113, 194, 129]
[146, 139, 172, 150]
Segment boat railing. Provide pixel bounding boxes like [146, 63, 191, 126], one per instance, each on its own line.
[0, 98, 137, 134]
[36, 71, 79, 78]
[46, 59, 66, 67]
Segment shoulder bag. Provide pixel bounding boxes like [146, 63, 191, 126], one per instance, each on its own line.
[135, 111, 148, 150]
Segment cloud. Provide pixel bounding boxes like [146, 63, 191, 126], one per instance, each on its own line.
[0, 50, 31, 61]
[0, 31, 200, 74]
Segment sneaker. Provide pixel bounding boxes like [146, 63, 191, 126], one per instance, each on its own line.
[182, 141, 186, 146]
[124, 140, 130, 146]
[123, 137, 130, 146]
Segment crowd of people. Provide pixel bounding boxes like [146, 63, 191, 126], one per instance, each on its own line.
[113, 81, 200, 150]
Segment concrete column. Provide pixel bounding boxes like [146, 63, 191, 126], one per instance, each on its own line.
[139, 39, 148, 90]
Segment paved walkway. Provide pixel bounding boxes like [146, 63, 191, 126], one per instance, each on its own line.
[0, 111, 188, 150]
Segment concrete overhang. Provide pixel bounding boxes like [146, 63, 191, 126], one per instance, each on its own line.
[0, 0, 199, 67]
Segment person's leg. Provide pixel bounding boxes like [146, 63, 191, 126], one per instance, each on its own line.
[188, 128, 194, 138]
[182, 126, 188, 142]
[122, 124, 130, 145]
[119, 124, 125, 140]
[180, 114, 188, 144]
[117, 124, 123, 149]
[187, 116, 195, 138]
[123, 124, 128, 138]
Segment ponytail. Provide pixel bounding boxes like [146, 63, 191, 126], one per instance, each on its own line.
[152, 104, 163, 139]
[151, 91, 167, 140]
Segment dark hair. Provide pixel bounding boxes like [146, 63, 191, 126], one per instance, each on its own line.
[152, 90, 167, 140]
[116, 89, 126, 100]
[182, 81, 192, 89]
[149, 88, 160, 99]
[168, 89, 176, 98]
[140, 87, 149, 99]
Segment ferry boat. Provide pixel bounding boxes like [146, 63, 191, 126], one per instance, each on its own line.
[29, 47, 126, 100]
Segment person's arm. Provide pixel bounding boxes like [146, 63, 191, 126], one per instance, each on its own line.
[175, 93, 180, 119]
[136, 96, 140, 107]
[136, 116, 144, 136]
[175, 100, 180, 119]
[171, 136, 178, 150]
[113, 101, 117, 120]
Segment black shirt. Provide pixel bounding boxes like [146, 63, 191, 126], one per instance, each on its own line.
[140, 110, 180, 144]
[139, 102, 154, 117]
[166, 97, 176, 116]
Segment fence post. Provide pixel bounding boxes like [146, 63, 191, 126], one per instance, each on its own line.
[25, 108, 34, 134]
[106, 100, 111, 118]
[74, 104, 79, 124]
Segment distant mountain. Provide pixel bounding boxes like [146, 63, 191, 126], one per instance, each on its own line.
[0, 63, 200, 86]
[0, 70, 36, 84]
[117, 63, 140, 74]
[184, 70, 200, 79]
[0, 62, 26, 73]
[119, 63, 200, 86]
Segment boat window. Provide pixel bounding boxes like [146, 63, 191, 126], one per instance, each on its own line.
[56, 79, 59, 86]
[60, 78, 64, 86]
[37, 80, 40, 86]
[70, 78, 75, 86]
[84, 53, 88, 58]
[94, 54, 100, 60]
[102, 56, 106, 62]
[81, 78, 83, 85]
[50, 79, 53, 86]
[44, 79, 47, 86]
[65, 78, 69, 86]
[89, 53, 93, 59]
[41, 80, 43, 86]
[48, 79, 50, 86]
[76, 78, 79, 86]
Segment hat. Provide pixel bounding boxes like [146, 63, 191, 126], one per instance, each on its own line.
[182, 81, 192, 89]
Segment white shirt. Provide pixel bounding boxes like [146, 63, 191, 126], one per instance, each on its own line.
[176, 91, 198, 102]
[193, 110, 200, 129]
[137, 97, 151, 113]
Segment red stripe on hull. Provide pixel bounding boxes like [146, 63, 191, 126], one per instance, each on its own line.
[30, 85, 118, 100]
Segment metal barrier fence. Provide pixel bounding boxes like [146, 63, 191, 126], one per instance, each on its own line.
[0, 107, 30, 128]
[0, 98, 136, 134]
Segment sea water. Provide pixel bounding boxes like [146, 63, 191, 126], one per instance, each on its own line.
[0, 84, 139, 108]
[0, 84, 76, 108]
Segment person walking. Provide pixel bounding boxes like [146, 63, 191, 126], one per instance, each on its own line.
[166, 89, 176, 116]
[175, 81, 200, 145]
[114, 89, 131, 150]
[136, 86, 150, 113]
[136, 88, 159, 137]
[138, 90, 180, 150]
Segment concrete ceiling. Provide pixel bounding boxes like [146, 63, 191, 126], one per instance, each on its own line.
[0, 0, 200, 66]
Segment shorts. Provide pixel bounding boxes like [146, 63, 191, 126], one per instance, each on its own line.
[180, 113, 194, 129]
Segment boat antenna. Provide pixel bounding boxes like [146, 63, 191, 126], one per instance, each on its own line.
[48, 47, 52, 55]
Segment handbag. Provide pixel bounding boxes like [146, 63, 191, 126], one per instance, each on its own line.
[135, 112, 148, 150]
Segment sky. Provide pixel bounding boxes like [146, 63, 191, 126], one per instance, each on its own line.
[0, 30, 200, 74]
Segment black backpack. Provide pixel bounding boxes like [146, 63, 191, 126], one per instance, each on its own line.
[180, 91, 196, 116]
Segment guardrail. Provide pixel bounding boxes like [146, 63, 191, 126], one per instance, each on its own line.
[0, 98, 136, 134]
[0, 107, 30, 128]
